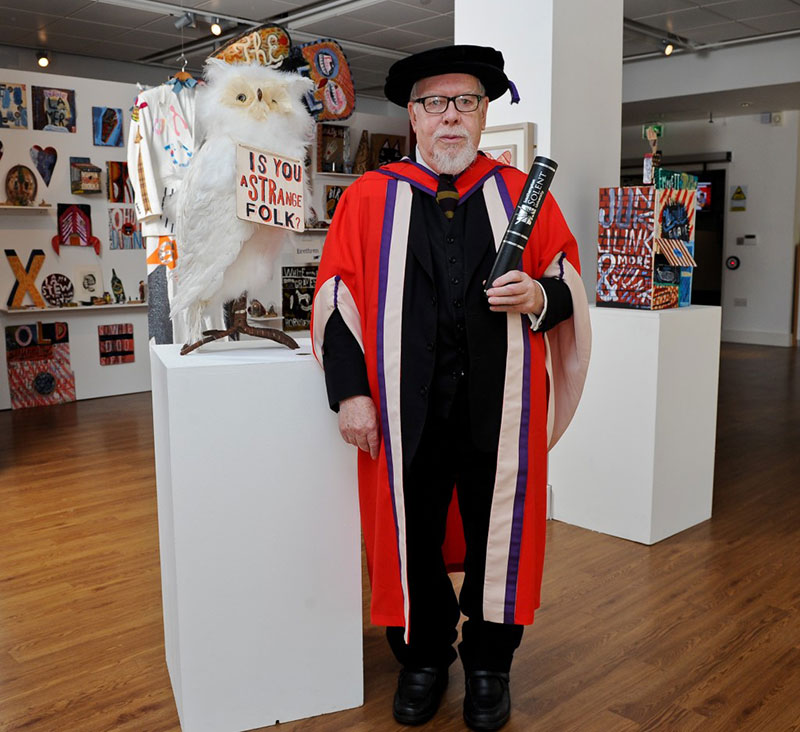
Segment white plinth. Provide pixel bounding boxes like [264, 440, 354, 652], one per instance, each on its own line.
[150, 340, 363, 732]
[548, 305, 722, 545]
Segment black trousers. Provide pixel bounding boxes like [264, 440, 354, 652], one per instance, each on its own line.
[386, 386, 523, 673]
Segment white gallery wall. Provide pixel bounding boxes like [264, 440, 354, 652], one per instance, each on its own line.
[0, 66, 149, 410]
[621, 112, 800, 347]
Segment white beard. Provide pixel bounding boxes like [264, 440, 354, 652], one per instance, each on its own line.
[430, 126, 478, 175]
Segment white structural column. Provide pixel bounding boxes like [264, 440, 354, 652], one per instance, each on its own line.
[454, 0, 624, 297]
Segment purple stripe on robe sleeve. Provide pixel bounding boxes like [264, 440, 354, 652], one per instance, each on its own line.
[376, 178, 403, 558]
[504, 316, 532, 622]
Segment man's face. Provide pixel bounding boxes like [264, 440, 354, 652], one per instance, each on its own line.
[407, 73, 488, 175]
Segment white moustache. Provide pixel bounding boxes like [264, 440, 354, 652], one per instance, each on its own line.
[433, 126, 468, 141]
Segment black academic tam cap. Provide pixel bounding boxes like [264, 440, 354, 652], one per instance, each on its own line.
[384, 45, 516, 107]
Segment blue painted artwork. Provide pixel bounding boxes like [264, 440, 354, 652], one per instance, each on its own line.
[92, 106, 123, 147]
[0, 82, 28, 128]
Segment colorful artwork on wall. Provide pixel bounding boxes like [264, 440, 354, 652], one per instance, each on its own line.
[31, 86, 76, 133]
[29, 145, 58, 185]
[98, 323, 135, 365]
[4, 164, 38, 205]
[282, 265, 317, 331]
[106, 161, 133, 202]
[74, 267, 103, 302]
[324, 184, 346, 220]
[317, 123, 347, 172]
[0, 82, 27, 129]
[5, 322, 76, 409]
[209, 24, 292, 68]
[481, 145, 516, 167]
[108, 206, 143, 250]
[370, 133, 405, 169]
[353, 130, 369, 175]
[69, 157, 102, 194]
[40, 273, 74, 307]
[52, 203, 101, 255]
[5, 249, 46, 308]
[92, 106, 123, 146]
[296, 39, 355, 121]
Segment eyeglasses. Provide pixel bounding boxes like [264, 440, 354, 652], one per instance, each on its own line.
[412, 94, 484, 114]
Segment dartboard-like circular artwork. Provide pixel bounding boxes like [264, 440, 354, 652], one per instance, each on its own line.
[33, 371, 56, 396]
[40, 273, 75, 306]
[5, 164, 38, 205]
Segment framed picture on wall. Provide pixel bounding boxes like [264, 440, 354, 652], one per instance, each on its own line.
[370, 133, 405, 169]
[317, 124, 349, 172]
[324, 184, 347, 220]
[481, 144, 517, 167]
[479, 122, 535, 172]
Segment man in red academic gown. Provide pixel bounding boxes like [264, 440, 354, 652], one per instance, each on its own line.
[311, 45, 591, 731]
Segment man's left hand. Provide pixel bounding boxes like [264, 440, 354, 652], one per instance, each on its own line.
[486, 270, 543, 314]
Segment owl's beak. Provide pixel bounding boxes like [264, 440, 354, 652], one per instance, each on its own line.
[257, 88, 263, 102]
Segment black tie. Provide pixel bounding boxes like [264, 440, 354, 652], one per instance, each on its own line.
[436, 174, 458, 220]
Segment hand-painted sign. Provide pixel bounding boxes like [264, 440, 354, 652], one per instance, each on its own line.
[236, 144, 304, 231]
[5, 249, 46, 308]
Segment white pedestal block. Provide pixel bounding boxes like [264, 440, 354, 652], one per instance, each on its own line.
[150, 341, 363, 732]
[548, 305, 721, 545]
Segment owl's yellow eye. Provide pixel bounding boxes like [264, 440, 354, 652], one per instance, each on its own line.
[236, 93, 247, 103]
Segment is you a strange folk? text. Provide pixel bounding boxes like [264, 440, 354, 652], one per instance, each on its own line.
[236, 144, 305, 232]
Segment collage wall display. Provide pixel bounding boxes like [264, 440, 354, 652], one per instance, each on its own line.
[0, 68, 148, 411]
[0, 69, 146, 314]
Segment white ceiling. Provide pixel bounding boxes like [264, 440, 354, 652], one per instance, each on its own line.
[1, 0, 799, 122]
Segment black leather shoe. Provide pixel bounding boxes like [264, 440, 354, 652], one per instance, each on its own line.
[392, 666, 448, 725]
[463, 670, 511, 731]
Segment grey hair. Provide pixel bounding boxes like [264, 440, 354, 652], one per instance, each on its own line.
[409, 78, 486, 102]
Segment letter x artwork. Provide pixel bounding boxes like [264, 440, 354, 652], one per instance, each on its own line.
[5, 322, 75, 409]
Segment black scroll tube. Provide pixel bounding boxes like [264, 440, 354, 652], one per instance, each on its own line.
[483, 156, 558, 296]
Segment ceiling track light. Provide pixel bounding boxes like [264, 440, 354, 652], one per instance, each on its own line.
[662, 39, 674, 56]
[210, 17, 222, 36]
[36, 50, 50, 67]
[174, 11, 196, 30]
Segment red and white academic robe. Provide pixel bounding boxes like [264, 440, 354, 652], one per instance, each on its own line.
[312, 155, 591, 637]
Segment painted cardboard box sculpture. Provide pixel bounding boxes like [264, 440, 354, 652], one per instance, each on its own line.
[597, 169, 698, 310]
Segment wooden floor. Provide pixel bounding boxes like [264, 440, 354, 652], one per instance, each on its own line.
[1, 343, 798, 731]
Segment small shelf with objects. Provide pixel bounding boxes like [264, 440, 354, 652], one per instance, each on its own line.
[307, 117, 409, 229]
[2, 302, 147, 314]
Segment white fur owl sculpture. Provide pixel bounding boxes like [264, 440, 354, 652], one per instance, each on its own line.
[171, 59, 314, 343]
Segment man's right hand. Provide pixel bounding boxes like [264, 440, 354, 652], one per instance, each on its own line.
[338, 395, 380, 460]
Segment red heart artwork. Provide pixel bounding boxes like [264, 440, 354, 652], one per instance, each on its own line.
[30, 145, 58, 186]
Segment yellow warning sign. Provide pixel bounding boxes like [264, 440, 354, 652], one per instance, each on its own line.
[730, 184, 747, 211]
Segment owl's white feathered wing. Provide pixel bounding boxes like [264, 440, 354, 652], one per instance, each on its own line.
[170, 135, 256, 323]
